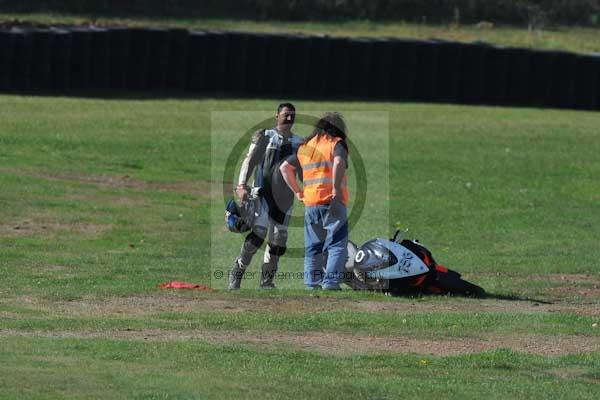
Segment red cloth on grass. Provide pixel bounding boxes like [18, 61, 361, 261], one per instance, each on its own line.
[159, 281, 212, 291]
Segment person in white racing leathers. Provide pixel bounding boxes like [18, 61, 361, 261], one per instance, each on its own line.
[228, 103, 303, 289]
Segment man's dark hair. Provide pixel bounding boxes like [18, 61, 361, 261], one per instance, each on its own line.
[277, 102, 296, 114]
[305, 112, 347, 144]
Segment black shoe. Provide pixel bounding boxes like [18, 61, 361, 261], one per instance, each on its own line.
[260, 263, 277, 289]
[228, 259, 246, 290]
[260, 282, 277, 289]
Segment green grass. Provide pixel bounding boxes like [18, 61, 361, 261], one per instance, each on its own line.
[1, 95, 599, 398]
[0, 337, 598, 400]
[2, 12, 600, 54]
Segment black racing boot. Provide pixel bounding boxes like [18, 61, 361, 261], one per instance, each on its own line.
[260, 262, 278, 289]
[228, 258, 246, 290]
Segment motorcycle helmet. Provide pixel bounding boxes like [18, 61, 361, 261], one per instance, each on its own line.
[225, 199, 252, 233]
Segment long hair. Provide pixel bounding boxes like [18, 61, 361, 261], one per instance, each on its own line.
[304, 112, 347, 145]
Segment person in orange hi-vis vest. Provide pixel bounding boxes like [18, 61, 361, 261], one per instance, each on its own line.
[279, 112, 349, 290]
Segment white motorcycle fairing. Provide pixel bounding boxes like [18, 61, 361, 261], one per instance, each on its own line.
[353, 238, 429, 280]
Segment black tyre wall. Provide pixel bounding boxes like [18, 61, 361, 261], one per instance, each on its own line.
[574, 54, 600, 110]
[11, 29, 34, 91]
[459, 43, 487, 103]
[203, 31, 229, 92]
[263, 34, 288, 96]
[349, 38, 373, 98]
[187, 30, 208, 92]
[414, 40, 439, 101]
[284, 35, 312, 97]
[109, 28, 130, 90]
[69, 27, 92, 90]
[529, 50, 557, 106]
[506, 48, 532, 105]
[551, 52, 577, 108]
[306, 35, 331, 97]
[435, 40, 463, 102]
[389, 39, 418, 100]
[51, 29, 72, 91]
[245, 33, 268, 95]
[0, 30, 16, 90]
[89, 27, 110, 89]
[31, 29, 54, 90]
[370, 39, 393, 99]
[166, 28, 189, 91]
[0, 27, 598, 113]
[147, 28, 171, 91]
[483, 46, 509, 104]
[225, 32, 249, 94]
[127, 28, 151, 90]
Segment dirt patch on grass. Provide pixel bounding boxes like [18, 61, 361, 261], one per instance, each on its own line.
[67, 192, 150, 208]
[2, 328, 597, 357]
[22, 291, 600, 318]
[543, 274, 600, 299]
[7, 293, 599, 356]
[353, 298, 600, 316]
[2, 168, 216, 198]
[0, 217, 109, 238]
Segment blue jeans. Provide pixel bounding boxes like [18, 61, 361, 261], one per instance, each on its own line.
[304, 200, 348, 289]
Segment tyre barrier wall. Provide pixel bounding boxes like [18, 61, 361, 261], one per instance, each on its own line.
[0, 27, 600, 110]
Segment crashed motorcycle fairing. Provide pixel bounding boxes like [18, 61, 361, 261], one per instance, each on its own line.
[344, 232, 485, 297]
[353, 238, 429, 280]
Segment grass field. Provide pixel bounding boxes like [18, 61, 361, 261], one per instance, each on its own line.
[1, 94, 599, 399]
[3, 12, 600, 54]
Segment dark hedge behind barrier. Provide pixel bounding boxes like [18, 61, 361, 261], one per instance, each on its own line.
[2, 0, 599, 27]
[1, 27, 599, 111]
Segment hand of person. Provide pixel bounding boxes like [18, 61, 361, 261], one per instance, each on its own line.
[295, 191, 304, 202]
[331, 188, 338, 201]
[236, 184, 249, 202]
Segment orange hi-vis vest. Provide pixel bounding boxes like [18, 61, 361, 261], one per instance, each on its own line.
[297, 134, 349, 206]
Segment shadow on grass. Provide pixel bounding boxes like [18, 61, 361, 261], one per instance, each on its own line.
[483, 292, 554, 304]
[383, 290, 554, 304]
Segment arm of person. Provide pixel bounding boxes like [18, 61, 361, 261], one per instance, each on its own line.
[332, 155, 346, 200]
[237, 129, 267, 201]
[332, 141, 348, 200]
[279, 160, 304, 202]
